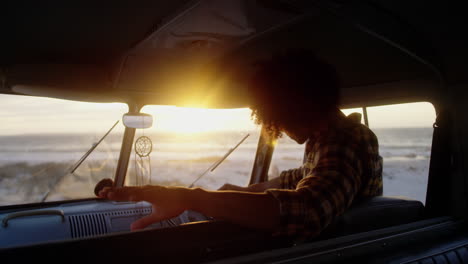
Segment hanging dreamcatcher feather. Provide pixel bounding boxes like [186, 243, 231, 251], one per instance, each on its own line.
[134, 135, 152, 186]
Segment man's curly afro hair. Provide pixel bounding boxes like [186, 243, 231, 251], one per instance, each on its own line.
[248, 50, 340, 138]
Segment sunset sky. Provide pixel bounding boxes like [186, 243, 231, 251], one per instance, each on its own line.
[0, 94, 436, 136]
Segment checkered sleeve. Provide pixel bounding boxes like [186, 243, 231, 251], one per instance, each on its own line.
[266, 136, 363, 239]
[278, 167, 306, 190]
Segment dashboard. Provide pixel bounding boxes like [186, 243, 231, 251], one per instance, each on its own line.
[0, 199, 209, 248]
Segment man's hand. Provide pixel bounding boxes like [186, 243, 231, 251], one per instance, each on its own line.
[96, 181, 281, 233]
[98, 185, 190, 231]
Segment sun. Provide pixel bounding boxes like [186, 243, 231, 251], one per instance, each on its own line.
[159, 108, 214, 133]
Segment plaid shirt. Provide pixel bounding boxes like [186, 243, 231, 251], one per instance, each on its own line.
[266, 112, 383, 239]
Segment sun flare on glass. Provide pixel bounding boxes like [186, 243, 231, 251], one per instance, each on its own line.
[141, 106, 257, 133]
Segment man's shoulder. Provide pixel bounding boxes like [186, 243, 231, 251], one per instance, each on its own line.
[315, 119, 378, 149]
[350, 122, 379, 143]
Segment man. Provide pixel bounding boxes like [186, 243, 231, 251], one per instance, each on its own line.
[98, 50, 382, 240]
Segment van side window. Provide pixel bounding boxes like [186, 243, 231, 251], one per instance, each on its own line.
[366, 102, 435, 203]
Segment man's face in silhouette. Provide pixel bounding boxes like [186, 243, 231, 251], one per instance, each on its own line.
[282, 114, 328, 144]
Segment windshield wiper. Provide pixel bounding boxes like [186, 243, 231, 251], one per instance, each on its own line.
[40, 120, 120, 202]
[188, 134, 250, 188]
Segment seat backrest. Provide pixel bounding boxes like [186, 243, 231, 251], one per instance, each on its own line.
[320, 196, 424, 238]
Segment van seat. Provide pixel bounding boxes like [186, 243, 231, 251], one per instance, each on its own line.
[320, 196, 424, 238]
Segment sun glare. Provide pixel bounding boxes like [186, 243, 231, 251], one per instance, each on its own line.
[141, 106, 257, 133]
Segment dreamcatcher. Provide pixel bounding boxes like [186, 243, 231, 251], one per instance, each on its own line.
[134, 135, 153, 186]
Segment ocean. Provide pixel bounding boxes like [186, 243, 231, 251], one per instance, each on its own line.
[0, 127, 432, 206]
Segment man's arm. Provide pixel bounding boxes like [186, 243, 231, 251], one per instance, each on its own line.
[98, 186, 280, 231]
[264, 134, 365, 238]
[97, 167, 303, 231]
[218, 164, 307, 192]
[98, 132, 364, 237]
[218, 176, 282, 192]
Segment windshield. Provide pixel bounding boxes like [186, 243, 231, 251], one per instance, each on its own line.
[0, 94, 128, 206]
[125, 106, 261, 190]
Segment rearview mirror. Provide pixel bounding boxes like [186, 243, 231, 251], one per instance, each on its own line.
[122, 113, 153, 129]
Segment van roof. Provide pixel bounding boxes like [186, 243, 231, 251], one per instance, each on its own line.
[1, 1, 466, 108]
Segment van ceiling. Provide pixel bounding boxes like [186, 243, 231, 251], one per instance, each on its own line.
[0, 0, 192, 64]
[0, 0, 466, 108]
